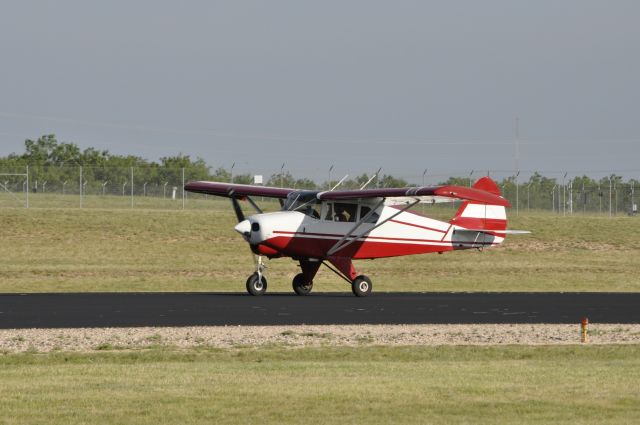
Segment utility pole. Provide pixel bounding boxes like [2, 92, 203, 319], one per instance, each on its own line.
[468, 170, 474, 187]
[230, 162, 235, 183]
[514, 116, 520, 180]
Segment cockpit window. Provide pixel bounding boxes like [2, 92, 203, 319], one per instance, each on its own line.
[283, 191, 321, 219]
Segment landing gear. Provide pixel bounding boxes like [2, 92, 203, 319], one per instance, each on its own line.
[351, 275, 372, 297]
[246, 272, 267, 296]
[246, 255, 267, 296]
[292, 273, 313, 296]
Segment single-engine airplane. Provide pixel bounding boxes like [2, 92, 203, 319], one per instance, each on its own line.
[185, 176, 526, 297]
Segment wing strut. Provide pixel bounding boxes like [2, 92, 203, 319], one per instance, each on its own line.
[246, 196, 263, 214]
[321, 261, 353, 284]
[325, 198, 420, 257]
[230, 197, 245, 222]
[230, 193, 262, 221]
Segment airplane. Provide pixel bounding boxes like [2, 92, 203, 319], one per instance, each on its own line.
[184, 176, 526, 297]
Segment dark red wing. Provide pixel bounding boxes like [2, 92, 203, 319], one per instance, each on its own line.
[317, 188, 413, 200]
[318, 185, 510, 207]
[184, 181, 294, 199]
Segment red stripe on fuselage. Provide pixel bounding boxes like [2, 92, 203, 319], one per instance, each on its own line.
[273, 230, 458, 244]
[265, 233, 497, 259]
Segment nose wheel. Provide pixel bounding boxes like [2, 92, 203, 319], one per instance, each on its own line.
[246, 272, 267, 296]
[246, 255, 267, 296]
[351, 275, 372, 297]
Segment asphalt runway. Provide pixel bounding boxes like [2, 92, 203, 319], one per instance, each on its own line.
[1, 292, 638, 329]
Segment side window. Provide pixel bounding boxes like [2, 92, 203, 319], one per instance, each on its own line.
[359, 206, 380, 224]
[334, 203, 358, 222]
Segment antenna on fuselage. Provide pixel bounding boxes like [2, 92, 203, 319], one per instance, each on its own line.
[330, 174, 349, 191]
[360, 168, 382, 190]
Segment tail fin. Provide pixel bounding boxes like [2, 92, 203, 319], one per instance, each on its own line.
[450, 177, 507, 232]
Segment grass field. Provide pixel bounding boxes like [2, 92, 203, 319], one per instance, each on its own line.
[0, 345, 638, 424]
[2, 197, 638, 424]
[1, 196, 639, 293]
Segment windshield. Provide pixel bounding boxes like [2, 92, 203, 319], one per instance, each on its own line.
[283, 191, 322, 219]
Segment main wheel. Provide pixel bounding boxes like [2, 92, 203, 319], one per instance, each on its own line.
[246, 272, 267, 296]
[292, 273, 313, 296]
[351, 275, 372, 297]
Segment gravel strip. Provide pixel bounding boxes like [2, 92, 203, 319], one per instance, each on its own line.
[1, 324, 639, 353]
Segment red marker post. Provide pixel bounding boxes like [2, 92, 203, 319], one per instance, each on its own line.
[581, 317, 589, 343]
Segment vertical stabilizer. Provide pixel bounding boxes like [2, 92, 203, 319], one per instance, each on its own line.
[450, 177, 507, 231]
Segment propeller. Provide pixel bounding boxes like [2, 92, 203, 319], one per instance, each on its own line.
[229, 194, 266, 284]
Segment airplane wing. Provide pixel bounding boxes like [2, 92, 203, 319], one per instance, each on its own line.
[184, 181, 295, 199]
[317, 185, 511, 207]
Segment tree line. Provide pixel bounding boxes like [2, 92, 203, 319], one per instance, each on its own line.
[1, 135, 637, 211]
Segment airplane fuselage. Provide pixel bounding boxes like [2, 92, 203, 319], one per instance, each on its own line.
[236, 200, 504, 260]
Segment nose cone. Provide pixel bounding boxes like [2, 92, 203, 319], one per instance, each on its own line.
[234, 220, 251, 237]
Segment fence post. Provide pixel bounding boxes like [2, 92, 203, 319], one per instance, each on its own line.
[182, 167, 185, 210]
[598, 182, 602, 214]
[608, 177, 612, 217]
[130, 167, 134, 208]
[25, 165, 29, 208]
[515, 170, 520, 216]
[79, 166, 83, 208]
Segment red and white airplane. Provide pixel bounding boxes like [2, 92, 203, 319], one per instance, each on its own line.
[185, 176, 524, 297]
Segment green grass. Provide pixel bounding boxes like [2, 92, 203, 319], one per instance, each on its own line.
[0, 345, 638, 424]
[1, 198, 639, 293]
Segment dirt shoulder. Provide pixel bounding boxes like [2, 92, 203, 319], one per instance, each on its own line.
[1, 324, 639, 353]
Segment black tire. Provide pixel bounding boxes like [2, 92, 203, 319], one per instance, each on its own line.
[246, 272, 267, 296]
[351, 275, 372, 297]
[292, 273, 313, 296]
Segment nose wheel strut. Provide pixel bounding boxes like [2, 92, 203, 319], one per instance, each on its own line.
[246, 255, 268, 296]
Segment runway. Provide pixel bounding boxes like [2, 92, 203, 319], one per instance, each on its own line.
[1, 292, 638, 329]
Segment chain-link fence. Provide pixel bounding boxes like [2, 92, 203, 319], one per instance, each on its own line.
[0, 165, 638, 216]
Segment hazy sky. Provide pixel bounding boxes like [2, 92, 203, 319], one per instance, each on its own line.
[1, 1, 638, 182]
